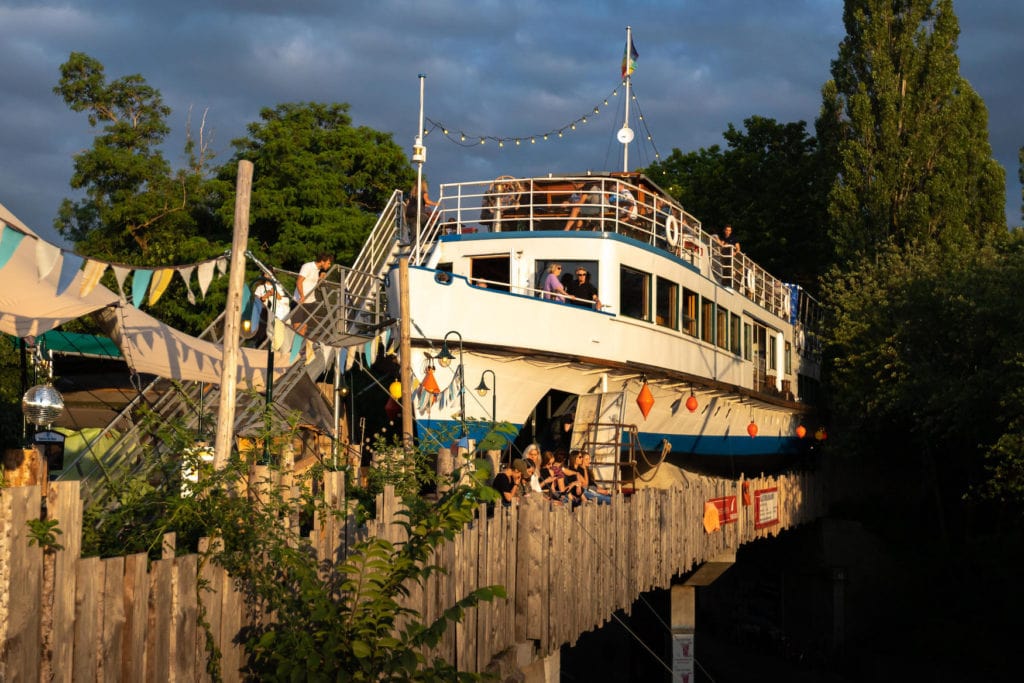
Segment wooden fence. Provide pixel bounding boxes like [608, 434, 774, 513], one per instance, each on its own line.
[0, 468, 829, 681]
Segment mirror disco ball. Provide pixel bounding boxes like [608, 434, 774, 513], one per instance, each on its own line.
[22, 384, 65, 427]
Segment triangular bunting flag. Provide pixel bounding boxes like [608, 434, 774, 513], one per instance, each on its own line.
[197, 260, 216, 298]
[305, 339, 315, 366]
[289, 330, 304, 363]
[0, 224, 26, 270]
[35, 240, 62, 282]
[178, 265, 196, 305]
[337, 347, 348, 373]
[112, 265, 132, 298]
[382, 328, 392, 352]
[272, 319, 287, 352]
[55, 252, 83, 296]
[79, 260, 107, 297]
[148, 268, 175, 306]
[215, 257, 228, 275]
[132, 270, 154, 308]
[345, 344, 357, 371]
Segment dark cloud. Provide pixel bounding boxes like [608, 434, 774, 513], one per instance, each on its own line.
[1, 0, 1020, 245]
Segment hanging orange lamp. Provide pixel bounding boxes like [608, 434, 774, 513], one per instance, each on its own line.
[421, 366, 441, 395]
[747, 420, 758, 438]
[636, 377, 655, 420]
[815, 427, 828, 441]
[685, 392, 699, 413]
[795, 424, 807, 439]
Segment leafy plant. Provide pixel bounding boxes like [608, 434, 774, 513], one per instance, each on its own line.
[27, 518, 64, 552]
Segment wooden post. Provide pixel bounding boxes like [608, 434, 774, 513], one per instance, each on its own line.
[213, 160, 253, 469]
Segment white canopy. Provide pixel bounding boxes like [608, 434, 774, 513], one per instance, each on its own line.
[0, 202, 118, 337]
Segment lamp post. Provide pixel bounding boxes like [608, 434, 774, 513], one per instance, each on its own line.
[475, 369, 497, 424]
[436, 330, 466, 437]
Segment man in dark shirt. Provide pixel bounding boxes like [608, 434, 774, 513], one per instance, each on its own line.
[716, 225, 741, 251]
[565, 268, 602, 310]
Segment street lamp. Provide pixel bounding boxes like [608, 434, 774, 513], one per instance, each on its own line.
[475, 369, 496, 424]
[437, 331, 466, 436]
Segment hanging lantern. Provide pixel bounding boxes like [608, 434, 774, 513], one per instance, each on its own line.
[815, 427, 828, 442]
[384, 397, 401, 421]
[685, 393, 698, 413]
[389, 380, 402, 400]
[747, 420, 758, 438]
[795, 424, 807, 439]
[421, 366, 441, 395]
[636, 377, 654, 420]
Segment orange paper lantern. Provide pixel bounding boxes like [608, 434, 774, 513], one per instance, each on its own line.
[795, 424, 807, 439]
[421, 367, 441, 395]
[685, 394, 699, 413]
[636, 380, 654, 420]
[815, 427, 828, 441]
[747, 420, 758, 438]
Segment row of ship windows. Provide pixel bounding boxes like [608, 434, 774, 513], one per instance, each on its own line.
[618, 264, 792, 375]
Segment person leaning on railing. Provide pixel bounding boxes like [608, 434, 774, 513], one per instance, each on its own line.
[565, 268, 602, 310]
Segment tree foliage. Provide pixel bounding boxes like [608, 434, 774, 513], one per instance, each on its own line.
[218, 102, 414, 269]
[645, 116, 830, 289]
[820, 0, 1006, 264]
[53, 52, 228, 262]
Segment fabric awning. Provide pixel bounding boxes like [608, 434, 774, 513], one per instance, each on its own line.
[0, 202, 119, 337]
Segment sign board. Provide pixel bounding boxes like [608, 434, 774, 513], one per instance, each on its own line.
[754, 487, 780, 529]
[707, 495, 738, 524]
[33, 430, 66, 474]
[671, 633, 695, 682]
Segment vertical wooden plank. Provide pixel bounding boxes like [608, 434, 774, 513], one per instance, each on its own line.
[475, 506, 490, 673]
[47, 481, 83, 683]
[219, 573, 245, 683]
[123, 553, 149, 683]
[101, 556, 126, 682]
[175, 555, 199, 681]
[146, 558, 172, 682]
[2, 486, 42, 683]
[73, 556, 101, 682]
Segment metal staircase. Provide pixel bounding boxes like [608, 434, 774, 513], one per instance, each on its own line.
[59, 193, 409, 506]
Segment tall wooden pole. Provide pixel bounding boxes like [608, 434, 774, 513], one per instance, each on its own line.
[213, 160, 253, 469]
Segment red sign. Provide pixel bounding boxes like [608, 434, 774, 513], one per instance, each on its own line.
[754, 488, 779, 529]
[707, 496, 738, 524]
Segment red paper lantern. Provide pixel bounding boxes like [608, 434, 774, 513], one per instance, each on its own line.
[795, 424, 807, 439]
[421, 366, 440, 395]
[384, 397, 401, 421]
[747, 420, 758, 438]
[636, 380, 654, 420]
[815, 427, 828, 441]
[685, 394, 699, 413]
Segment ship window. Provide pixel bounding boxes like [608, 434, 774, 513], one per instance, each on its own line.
[656, 278, 679, 329]
[730, 313, 742, 355]
[470, 255, 511, 292]
[682, 289, 698, 337]
[716, 307, 729, 350]
[785, 341, 792, 374]
[768, 335, 778, 371]
[619, 265, 651, 321]
[700, 297, 715, 344]
[743, 322, 752, 360]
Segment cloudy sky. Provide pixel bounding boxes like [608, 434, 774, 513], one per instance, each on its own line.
[1, 0, 1021, 247]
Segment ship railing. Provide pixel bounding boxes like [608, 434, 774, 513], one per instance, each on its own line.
[429, 175, 793, 319]
[442, 272, 612, 311]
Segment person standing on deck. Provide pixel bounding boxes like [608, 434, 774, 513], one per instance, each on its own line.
[541, 263, 567, 302]
[292, 252, 332, 334]
[565, 268, 602, 310]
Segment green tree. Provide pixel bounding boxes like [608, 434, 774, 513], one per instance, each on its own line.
[820, 0, 1006, 264]
[218, 102, 414, 269]
[53, 52, 227, 262]
[645, 116, 830, 289]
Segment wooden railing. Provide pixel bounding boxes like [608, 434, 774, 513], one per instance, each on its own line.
[0, 466, 830, 680]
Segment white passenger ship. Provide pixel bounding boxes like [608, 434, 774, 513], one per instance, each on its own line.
[359, 170, 823, 478]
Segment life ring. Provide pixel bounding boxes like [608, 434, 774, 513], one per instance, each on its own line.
[665, 215, 680, 248]
[487, 175, 522, 209]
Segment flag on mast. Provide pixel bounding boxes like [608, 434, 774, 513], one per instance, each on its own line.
[621, 33, 638, 79]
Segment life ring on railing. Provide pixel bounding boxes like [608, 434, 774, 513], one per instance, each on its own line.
[486, 175, 523, 209]
[665, 215, 680, 248]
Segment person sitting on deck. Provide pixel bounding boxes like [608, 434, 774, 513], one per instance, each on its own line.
[579, 452, 612, 505]
[524, 444, 545, 495]
[540, 450, 568, 503]
[561, 451, 586, 506]
[564, 182, 603, 230]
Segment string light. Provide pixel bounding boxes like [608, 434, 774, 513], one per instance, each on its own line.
[420, 82, 662, 159]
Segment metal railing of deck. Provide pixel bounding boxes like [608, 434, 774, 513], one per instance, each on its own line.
[425, 175, 796, 320]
